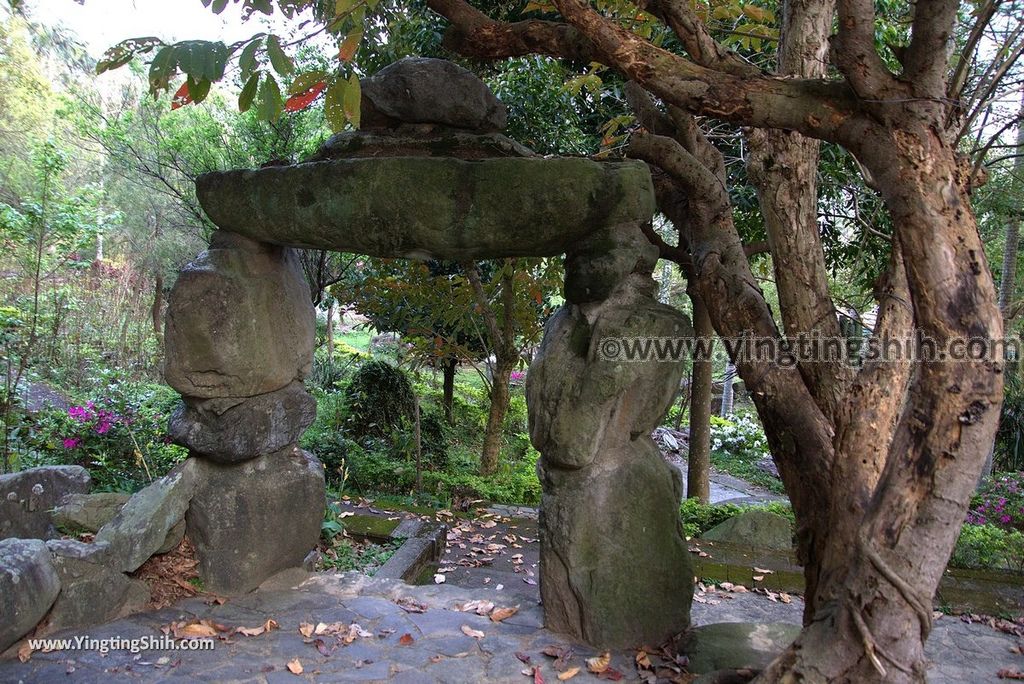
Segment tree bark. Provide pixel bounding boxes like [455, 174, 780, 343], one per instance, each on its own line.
[151, 274, 164, 341]
[464, 260, 519, 475]
[325, 299, 335, 364]
[442, 355, 457, 425]
[687, 291, 713, 502]
[480, 355, 515, 475]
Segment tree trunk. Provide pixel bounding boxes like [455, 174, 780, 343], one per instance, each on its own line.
[325, 299, 335, 364]
[759, 125, 1004, 684]
[442, 356, 457, 425]
[719, 363, 735, 417]
[480, 356, 515, 475]
[151, 274, 164, 341]
[687, 291, 713, 502]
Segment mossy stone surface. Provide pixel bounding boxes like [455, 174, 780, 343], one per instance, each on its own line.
[195, 157, 655, 260]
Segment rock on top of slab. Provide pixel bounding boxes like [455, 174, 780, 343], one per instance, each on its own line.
[361, 58, 507, 132]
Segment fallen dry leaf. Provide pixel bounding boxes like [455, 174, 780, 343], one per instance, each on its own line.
[753, 566, 774, 574]
[434, 573, 446, 584]
[286, 658, 303, 675]
[558, 666, 581, 680]
[399, 633, 415, 646]
[395, 597, 428, 613]
[17, 640, 34, 663]
[314, 638, 334, 656]
[516, 651, 532, 665]
[597, 666, 625, 681]
[235, 618, 278, 637]
[635, 651, 652, 669]
[490, 606, 520, 622]
[534, 665, 546, 684]
[298, 622, 315, 638]
[587, 652, 611, 674]
[998, 669, 1024, 680]
[461, 625, 486, 639]
[460, 599, 495, 615]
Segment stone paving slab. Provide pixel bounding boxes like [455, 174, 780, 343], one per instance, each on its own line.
[1, 571, 1021, 683]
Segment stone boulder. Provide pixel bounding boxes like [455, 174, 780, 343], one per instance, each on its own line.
[168, 381, 316, 463]
[0, 539, 61, 652]
[51, 492, 130, 534]
[164, 231, 315, 400]
[95, 460, 198, 572]
[0, 466, 91, 540]
[527, 224, 694, 649]
[187, 447, 325, 595]
[41, 540, 149, 635]
[361, 57, 507, 132]
[701, 510, 794, 551]
[685, 622, 800, 675]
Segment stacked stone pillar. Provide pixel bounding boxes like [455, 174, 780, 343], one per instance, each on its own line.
[526, 222, 694, 648]
[164, 230, 324, 595]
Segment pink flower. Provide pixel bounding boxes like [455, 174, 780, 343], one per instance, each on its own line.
[1000, 515, 1012, 524]
[62, 437, 80, 449]
[68, 406, 90, 422]
[94, 421, 112, 435]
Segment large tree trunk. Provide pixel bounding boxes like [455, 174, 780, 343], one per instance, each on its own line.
[759, 125, 1004, 684]
[687, 291, 713, 502]
[442, 356, 457, 425]
[152, 274, 164, 342]
[480, 355, 515, 475]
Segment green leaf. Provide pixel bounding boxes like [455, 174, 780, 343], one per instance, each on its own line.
[96, 37, 163, 75]
[335, 0, 354, 15]
[324, 76, 348, 132]
[239, 72, 260, 112]
[288, 69, 329, 95]
[187, 76, 212, 104]
[258, 73, 284, 122]
[148, 45, 177, 96]
[238, 37, 261, 82]
[343, 73, 361, 128]
[266, 35, 294, 76]
[173, 40, 228, 82]
[211, 0, 229, 13]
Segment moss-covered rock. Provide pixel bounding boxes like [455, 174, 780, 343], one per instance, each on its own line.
[195, 157, 655, 260]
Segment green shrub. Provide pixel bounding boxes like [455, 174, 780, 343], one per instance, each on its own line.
[709, 413, 785, 494]
[343, 360, 415, 440]
[17, 381, 186, 491]
[950, 523, 1024, 573]
[679, 498, 795, 539]
[967, 472, 1024, 531]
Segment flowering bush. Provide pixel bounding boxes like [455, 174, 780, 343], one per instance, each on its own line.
[966, 472, 1024, 531]
[710, 414, 771, 462]
[21, 382, 186, 491]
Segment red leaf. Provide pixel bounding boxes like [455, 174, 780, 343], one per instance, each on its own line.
[285, 81, 327, 112]
[533, 666, 545, 684]
[398, 633, 414, 646]
[171, 82, 193, 110]
[597, 667, 624, 681]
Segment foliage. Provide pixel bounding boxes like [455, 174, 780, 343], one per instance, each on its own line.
[994, 364, 1024, 473]
[342, 359, 416, 440]
[709, 413, 784, 493]
[679, 498, 795, 539]
[967, 472, 1024, 531]
[950, 524, 1024, 574]
[15, 379, 186, 491]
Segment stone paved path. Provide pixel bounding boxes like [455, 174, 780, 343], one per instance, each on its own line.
[2, 570, 1021, 683]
